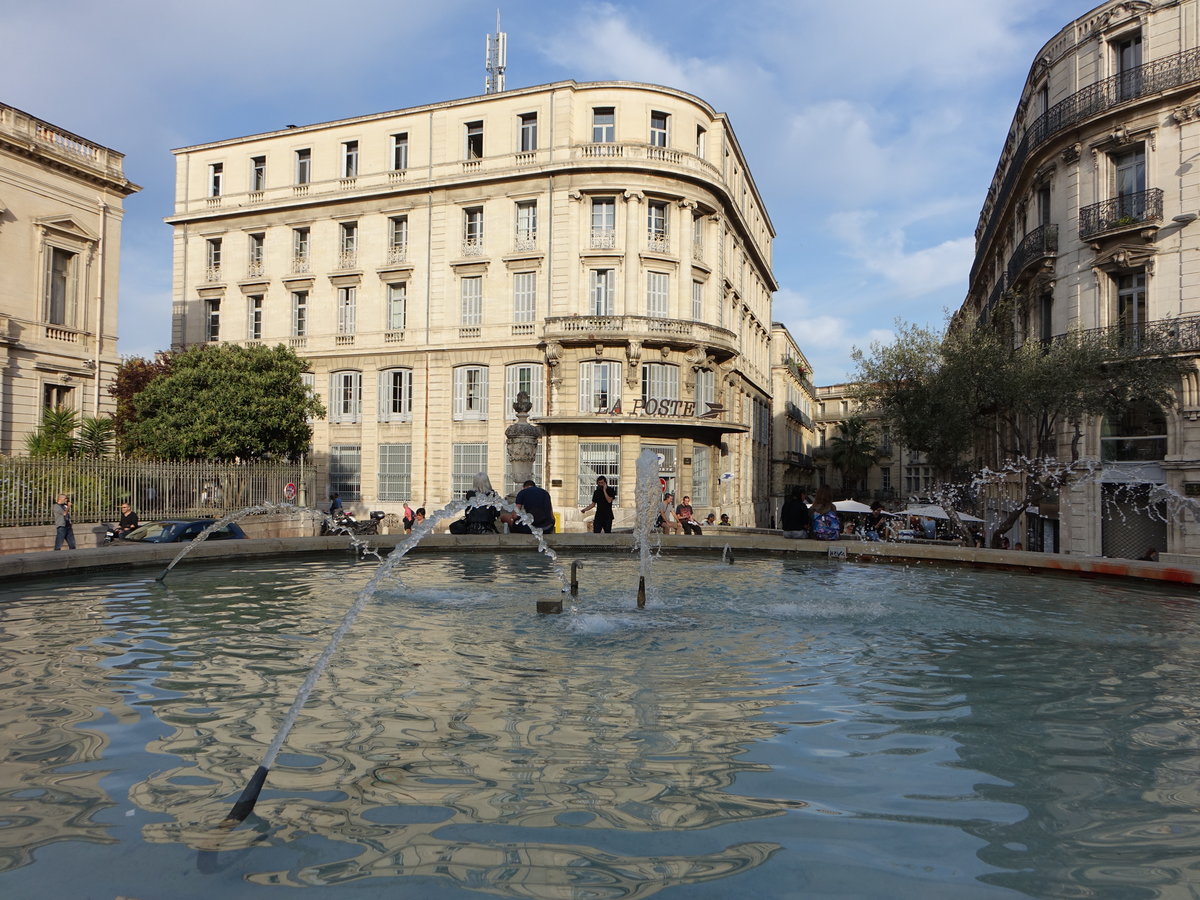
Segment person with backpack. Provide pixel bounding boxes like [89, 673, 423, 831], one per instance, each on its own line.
[809, 485, 841, 541]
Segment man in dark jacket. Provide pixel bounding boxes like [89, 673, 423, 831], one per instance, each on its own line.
[779, 488, 811, 539]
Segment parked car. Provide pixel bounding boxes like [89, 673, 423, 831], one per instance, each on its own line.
[116, 519, 248, 544]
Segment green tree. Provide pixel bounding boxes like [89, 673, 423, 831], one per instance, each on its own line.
[25, 406, 81, 457]
[110, 351, 174, 445]
[118, 343, 325, 460]
[828, 416, 877, 495]
[77, 416, 115, 458]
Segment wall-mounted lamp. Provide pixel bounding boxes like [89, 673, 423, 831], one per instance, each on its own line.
[1172, 212, 1198, 224]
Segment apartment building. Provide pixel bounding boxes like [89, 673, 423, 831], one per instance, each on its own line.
[0, 103, 139, 454]
[167, 81, 777, 528]
[960, 0, 1200, 560]
[769, 323, 817, 521]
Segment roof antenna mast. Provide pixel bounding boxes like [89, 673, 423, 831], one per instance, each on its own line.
[485, 10, 507, 94]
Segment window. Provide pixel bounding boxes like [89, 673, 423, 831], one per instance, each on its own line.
[250, 156, 266, 191]
[463, 206, 484, 252]
[208, 162, 223, 197]
[1114, 148, 1146, 216]
[579, 360, 621, 413]
[578, 441, 619, 505]
[641, 362, 679, 406]
[388, 215, 409, 257]
[205, 299, 220, 341]
[1037, 185, 1052, 227]
[248, 232, 265, 275]
[692, 280, 703, 319]
[590, 268, 615, 315]
[386, 282, 407, 330]
[453, 365, 488, 420]
[329, 371, 362, 423]
[205, 238, 223, 279]
[391, 132, 409, 170]
[592, 107, 615, 143]
[591, 197, 616, 248]
[646, 272, 669, 318]
[1117, 271, 1147, 344]
[513, 271, 536, 322]
[329, 445, 361, 500]
[1101, 400, 1166, 462]
[465, 120, 484, 159]
[339, 221, 357, 267]
[519, 113, 538, 152]
[452, 443, 489, 498]
[695, 125, 706, 156]
[695, 368, 715, 412]
[649, 110, 669, 147]
[460, 275, 482, 325]
[692, 213, 704, 254]
[291, 290, 308, 337]
[378, 443, 412, 501]
[247, 295, 263, 340]
[647, 200, 668, 243]
[1038, 293, 1053, 345]
[341, 140, 359, 178]
[1115, 33, 1143, 101]
[292, 227, 310, 268]
[691, 443, 711, 507]
[337, 286, 356, 334]
[506, 363, 544, 418]
[45, 247, 77, 326]
[515, 200, 537, 246]
[880, 466, 892, 493]
[295, 148, 311, 185]
[378, 368, 413, 422]
[43, 383, 74, 412]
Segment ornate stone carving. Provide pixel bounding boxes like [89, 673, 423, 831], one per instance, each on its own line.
[1062, 142, 1081, 164]
[544, 341, 563, 386]
[594, 343, 605, 357]
[505, 390, 542, 490]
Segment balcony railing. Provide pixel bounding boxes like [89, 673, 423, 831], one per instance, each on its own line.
[461, 238, 484, 257]
[246, 261, 265, 278]
[972, 47, 1200, 286]
[1006, 223, 1058, 285]
[386, 246, 408, 265]
[1060, 313, 1200, 354]
[203, 265, 223, 283]
[590, 228, 617, 250]
[336, 251, 358, 270]
[646, 231, 670, 254]
[1079, 189, 1163, 239]
[291, 255, 311, 274]
[513, 234, 537, 253]
[543, 314, 737, 353]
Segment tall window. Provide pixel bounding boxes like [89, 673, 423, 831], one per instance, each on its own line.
[691, 444, 711, 507]
[649, 111, 669, 147]
[463, 206, 484, 253]
[646, 272, 669, 318]
[378, 368, 413, 422]
[506, 363, 544, 418]
[341, 140, 359, 177]
[647, 200, 669, 244]
[208, 162, 223, 197]
[515, 200, 537, 246]
[460, 276, 482, 325]
[513, 272, 536, 322]
[205, 299, 220, 341]
[1038, 293, 1053, 345]
[452, 443, 489, 498]
[578, 441, 620, 505]
[519, 113, 538, 151]
[248, 232, 265, 275]
[391, 132, 409, 170]
[386, 282, 407, 330]
[1037, 185, 1052, 227]
[378, 443, 412, 501]
[1114, 147, 1146, 216]
[291, 290, 308, 337]
[590, 268, 615, 316]
[591, 197, 616, 248]
[695, 368, 715, 412]
[1115, 33, 1143, 101]
[641, 362, 679, 405]
[337, 286, 356, 334]
[465, 120, 484, 159]
[45, 247, 77, 326]
[388, 215, 409, 259]
[43, 383, 74, 412]
[592, 107, 615, 143]
[246, 295, 263, 340]
[292, 227, 310, 270]
[695, 125, 706, 157]
[339, 221, 357, 267]
[1117, 271, 1147, 344]
[579, 360, 621, 413]
[250, 156, 266, 191]
[453, 366, 488, 420]
[329, 445, 361, 500]
[692, 280, 704, 319]
[295, 148, 311, 184]
[329, 371, 362, 423]
[205, 238, 222, 281]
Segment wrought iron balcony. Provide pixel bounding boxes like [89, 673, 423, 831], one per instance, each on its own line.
[1006, 223, 1058, 286]
[1079, 189, 1163, 239]
[1059, 313, 1200, 355]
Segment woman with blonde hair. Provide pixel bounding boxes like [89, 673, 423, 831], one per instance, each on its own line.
[460, 472, 500, 534]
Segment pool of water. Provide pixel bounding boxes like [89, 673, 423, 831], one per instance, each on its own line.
[1, 552, 1198, 898]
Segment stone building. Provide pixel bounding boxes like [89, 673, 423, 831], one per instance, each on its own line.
[960, 0, 1200, 561]
[166, 81, 776, 528]
[769, 323, 817, 521]
[811, 382, 914, 506]
[0, 103, 139, 454]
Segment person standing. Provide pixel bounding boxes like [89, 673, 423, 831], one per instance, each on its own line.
[505, 480, 555, 534]
[779, 488, 811, 539]
[53, 494, 75, 550]
[580, 475, 616, 534]
[676, 495, 701, 535]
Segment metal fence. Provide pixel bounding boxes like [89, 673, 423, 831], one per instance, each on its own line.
[0, 458, 317, 527]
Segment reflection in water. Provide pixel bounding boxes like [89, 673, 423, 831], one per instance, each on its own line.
[1, 555, 1199, 897]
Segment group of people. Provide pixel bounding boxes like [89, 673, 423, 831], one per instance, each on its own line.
[51, 495, 140, 551]
[655, 493, 715, 535]
[445, 473, 556, 535]
[779, 486, 889, 542]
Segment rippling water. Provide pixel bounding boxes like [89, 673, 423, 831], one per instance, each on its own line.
[1, 553, 1198, 898]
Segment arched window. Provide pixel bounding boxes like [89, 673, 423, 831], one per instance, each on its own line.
[1101, 400, 1166, 462]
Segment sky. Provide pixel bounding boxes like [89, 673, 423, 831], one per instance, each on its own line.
[1, 0, 1095, 383]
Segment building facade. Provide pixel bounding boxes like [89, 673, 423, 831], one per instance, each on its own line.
[167, 81, 776, 528]
[812, 382, 915, 506]
[960, 0, 1200, 561]
[0, 103, 139, 455]
[768, 323, 817, 522]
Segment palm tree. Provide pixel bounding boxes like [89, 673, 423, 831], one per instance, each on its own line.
[829, 417, 878, 495]
[25, 406, 80, 457]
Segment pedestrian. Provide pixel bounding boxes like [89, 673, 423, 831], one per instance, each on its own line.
[779, 488, 811, 539]
[809, 485, 841, 541]
[504, 480, 555, 534]
[580, 475, 616, 533]
[53, 493, 76, 551]
[676, 495, 702, 535]
[402, 502, 415, 533]
[657, 492, 682, 534]
[113, 502, 139, 539]
[864, 502, 886, 541]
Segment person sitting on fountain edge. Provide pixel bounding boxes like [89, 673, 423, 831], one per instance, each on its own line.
[503, 480, 555, 534]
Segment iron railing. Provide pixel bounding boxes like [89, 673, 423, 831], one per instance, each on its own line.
[0, 457, 316, 527]
[1006, 223, 1059, 286]
[1079, 188, 1163, 239]
[971, 47, 1200, 287]
[1059, 312, 1200, 354]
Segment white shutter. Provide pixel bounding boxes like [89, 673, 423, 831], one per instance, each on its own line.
[378, 371, 389, 421]
[579, 362, 593, 412]
[453, 368, 466, 420]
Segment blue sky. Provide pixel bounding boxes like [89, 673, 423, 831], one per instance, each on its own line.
[2, 0, 1093, 383]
